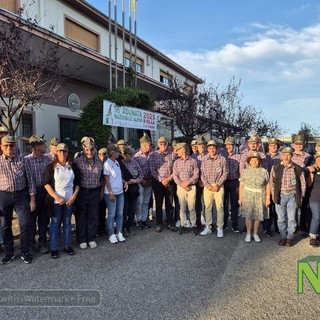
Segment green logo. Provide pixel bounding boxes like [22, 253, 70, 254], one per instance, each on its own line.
[297, 256, 320, 294]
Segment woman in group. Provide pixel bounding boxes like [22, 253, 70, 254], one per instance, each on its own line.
[238, 151, 270, 243]
[308, 151, 320, 247]
[44, 143, 80, 258]
[104, 144, 128, 244]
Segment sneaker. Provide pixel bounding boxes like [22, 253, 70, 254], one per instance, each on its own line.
[155, 225, 163, 233]
[21, 252, 34, 264]
[200, 226, 212, 236]
[39, 244, 49, 254]
[117, 232, 126, 242]
[217, 228, 224, 238]
[142, 221, 151, 229]
[109, 234, 118, 244]
[63, 247, 75, 255]
[309, 238, 317, 247]
[137, 221, 143, 230]
[1, 253, 15, 265]
[175, 220, 181, 228]
[79, 242, 88, 249]
[253, 234, 261, 243]
[88, 241, 97, 249]
[51, 250, 59, 259]
[179, 226, 187, 235]
[123, 229, 129, 238]
[223, 225, 228, 231]
[263, 229, 273, 237]
[232, 226, 240, 233]
[127, 227, 135, 236]
[245, 234, 251, 243]
[286, 239, 294, 247]
[167, 224, 177, 232]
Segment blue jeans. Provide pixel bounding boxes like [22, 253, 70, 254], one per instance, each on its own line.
[309, 201, 320, 236]
[105, 193, 124, 235]
[275, 193, 296, 240]
[50, 204, 73, 250]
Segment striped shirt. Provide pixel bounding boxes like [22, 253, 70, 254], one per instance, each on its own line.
[270, 163, 306, 197]
[73, 153, 103, 189]
[25, 153, 52, 188]
[222, 152, 241, 180]
[292, 151, 312, 168]
[149, 149, 175, 182]
[0, 154, 36, 195]
[265, 152, 281, 173]
[133, 150, 152, 179]
[201, 154, 228, 188]
[173, 156, 199, 186]
[240, 150, 266, 174]
[121, 158, 143, 183]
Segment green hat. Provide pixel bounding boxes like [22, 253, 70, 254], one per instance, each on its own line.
[140, 132, 151, 144]
[107, 144, 120, 156]
[191, 140, 197, 146]
[224, 136, 235, 145]
[248, 134, 261, 143]
[293, 135, 304, 144]
[123, 146, 134, 155]
[175, 142, 186, 151]
[56, 143, 69, 151]
[207, 140, 217, 146]
[281, 147, 293, 154]
[50, 136, 59, 146]
[0, 126, 8, 134]
[196, 136, 207, 145]
[267, 138, 280, 145]
[158, 136, 168, 143]
[82, 137, 96, 149]
[117, 139, 126, 145]
[29, 135, 46, 146]
[247, 151, 261, 160]
[98, 148, 108, 155]
[1, 135, 15, 144]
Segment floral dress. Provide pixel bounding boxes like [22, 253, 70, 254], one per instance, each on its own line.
[240, 167, 269, 221]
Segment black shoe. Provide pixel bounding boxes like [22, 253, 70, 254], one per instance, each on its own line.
[1, 253, 15, 265]
[223, 225, 228, 231]
[123, 229, 129, 238]
[232, 226, 240, 233]
[179, 227, 187, 235]
[63, 247, 75, 256]
[21, 252, 34, 264]
[240, 226, 247, 233]
[51, 250, 59, 259]
[274, 227, 280, 234]
[39, 244, 49, 254]
[167, 224, 177, 232]
[142, 221, 151, 229]
[263, 229, 273, 237]
[155, 225, 163, 233]
[127, 227, 135, 236]
[191, 227, 198, 235]
[0, 244, 4, 252]
[137, 221, 143, 230]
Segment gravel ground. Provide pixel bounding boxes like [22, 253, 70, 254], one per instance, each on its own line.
[0, 220, 319, 320]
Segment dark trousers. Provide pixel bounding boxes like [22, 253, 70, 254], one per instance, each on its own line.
[263, 196, 278, 231]
[223, 180, 239, 229]
[29, 187, 49, 247]
[75, 188, 100, 243]
[97, 199, 107, 235]
[123, 193, 138, 230]
[152, 179, 174, 226]
[174, 185, 180, 222]
[195, 184, 204, 228]
[299, 187, 312, 232]
[0, 189, 30, 255]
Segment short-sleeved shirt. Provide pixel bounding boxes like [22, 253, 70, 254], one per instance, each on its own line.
[240, 150, 266, 174]
[53, 163, 75, 203]
[104, 158, 123, 195]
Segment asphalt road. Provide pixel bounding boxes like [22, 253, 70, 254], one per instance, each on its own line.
[0, 221, 319, 320]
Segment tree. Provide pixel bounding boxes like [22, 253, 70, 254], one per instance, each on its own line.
[0, 4, 69, 135]
[77, 87, 153, 149]
[292, 122, 319, 145]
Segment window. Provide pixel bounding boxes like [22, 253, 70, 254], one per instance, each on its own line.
[0, 0, 18, 13]
[65, 16, 100, 52]
[124, 51, 144, 74]
[160, 70, 173, 86]
[21, 113, 33, 155]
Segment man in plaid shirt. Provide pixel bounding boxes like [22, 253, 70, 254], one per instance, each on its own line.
[200, 140, 228, 238]
[173, 143, 199, 235]
[149, 136, 176, 233]
[270, 147, 306, 246]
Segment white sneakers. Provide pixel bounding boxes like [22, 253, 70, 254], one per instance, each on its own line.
[253, 234, 261, 243]
[217, 228, 224, 238]
[200, 226, 212, 236]
[245, 234, 251, 243]
[88, 241, 97, 249]
[245, 234, 261, 243]
[175, 220, 181, 228]
[109, 233, 126, 243]
[79, 242, 88, 249]
[109, 234, 118, 244]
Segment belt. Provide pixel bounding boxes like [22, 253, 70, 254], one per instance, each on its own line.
[244, 186, 263, 193]
[281, 192, 296, 195]
[80, 187, 101, 192]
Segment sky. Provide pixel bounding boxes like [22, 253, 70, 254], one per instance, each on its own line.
[86, 0, 320, 135]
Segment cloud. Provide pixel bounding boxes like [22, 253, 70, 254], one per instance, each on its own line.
[165, 23, 320, 133]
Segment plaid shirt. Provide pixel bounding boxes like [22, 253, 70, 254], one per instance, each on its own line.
[149, 149, 175, 182]
[292, 151, 312, 168]
[173, 156, 199, 186]
[270, 163, 306, 197]
[0, 154, 36, 195]
[133, 150, 152, 179]
[240, 150, 266, 174]
[265, 152, 281, 173]
[222, 152, 240, 180]
[25, 153, 52, 188]
[191, 151, 208, 168]
[73, 153, 103, 188]
[201, 154, 228, 188]
[122, 158, 143, 183]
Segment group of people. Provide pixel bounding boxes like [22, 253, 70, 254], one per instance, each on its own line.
[0, 128, 319, 265]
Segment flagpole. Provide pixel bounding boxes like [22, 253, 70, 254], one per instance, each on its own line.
[133, 0, 137, 87]
[129, 0, 132, 65]
[122, 0, 126, 88]
[108, 0, 112, 91]
[114, 0, 118, 89]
